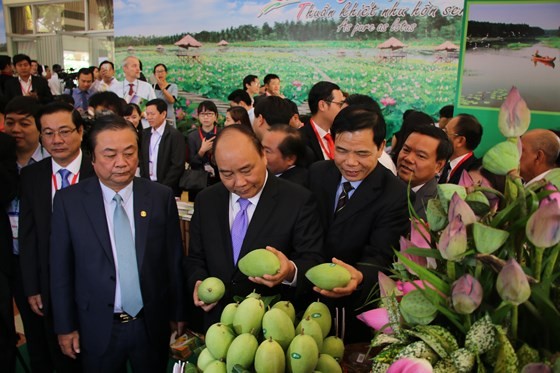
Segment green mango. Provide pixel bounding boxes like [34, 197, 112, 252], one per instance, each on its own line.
[183, 362, 198, 373]
[204, 360, 226, 373]
[287, 334, 319, 373]
[233, 297, 265, 336]
[302, 302, 332, 338]
[246, 290, 262, 299]
[316, 353, 342, 373]
[238, 249, 281, 277]
[226, 333, 258, 373]
[255, 338, 285, 373]
[272, 300, 296, 324]
[296, 316, 323, 351]
[205, 323, 235, 360]
[321, 336, 344, 361]
[305, 263, 351, 291]
[220, 303, 238, 328]
[262, 308, 296, 350]
[198, 277, 226, 304]
[196, 347, 215, 371]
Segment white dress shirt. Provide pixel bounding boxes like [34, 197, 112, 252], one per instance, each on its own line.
[51, 150, 83, 202]
[149, 123, 166, 181]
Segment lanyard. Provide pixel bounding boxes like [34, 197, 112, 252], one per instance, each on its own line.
[198, 126, 217, 141]
[310, 119, 333, 160]
[449, 152, 473, 181]
[149, 131, 163, 159]
[52, 171, 80, 190]
[20, 79, 32, 96]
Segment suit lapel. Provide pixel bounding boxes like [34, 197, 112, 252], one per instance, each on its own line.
[157, 125, 170, 180]
[82, 179, 114, 265]
[215, 185, 235, 272]
[133, 179, 150, 271]
[324, 164, 341, 228]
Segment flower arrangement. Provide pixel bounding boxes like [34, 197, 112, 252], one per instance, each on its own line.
[359, 87, 560, 372]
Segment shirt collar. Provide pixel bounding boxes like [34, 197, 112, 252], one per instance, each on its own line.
[51, 149, 83, 175]
[31, 145, 48, 163]
[152, 122, 166, 135]
[100, 179, 134, 205]
[230, 172, 268, 208]
[339, 176, 362, 191]
[310, 118, 329, 138]
[412, 183, 425, 193]
[526, 169, 554, 186]
[450, 152, 472, 170]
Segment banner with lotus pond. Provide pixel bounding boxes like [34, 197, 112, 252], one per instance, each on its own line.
[114, 0, 464, 137]
[455, 0, 560, 154]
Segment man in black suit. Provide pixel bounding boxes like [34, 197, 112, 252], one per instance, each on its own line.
[19, 103, 96, 372]
[0, 132, 18, 373]
[252, 95, 294, 140]
[49, 115, 185, 372]
[439, 114, 483, 184]
[300, 81, 344, 164]
[308, 106, 410, 342]
[4, 54, 53, 104]
[396, 124, 452, 221]
[262, 124, 308, 187]
[185, 125, 324, 330]
[139, 98, 185, 196]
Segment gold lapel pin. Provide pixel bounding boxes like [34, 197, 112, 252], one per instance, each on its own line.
[140, 211, 147, 217]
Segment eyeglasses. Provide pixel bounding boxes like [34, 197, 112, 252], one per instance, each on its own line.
[324, 100, 346, 108]
[41, 128, 77, 139]
[199, 112, 216, 117]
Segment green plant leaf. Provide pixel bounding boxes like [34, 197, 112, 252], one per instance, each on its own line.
[396, 251, 450, 294]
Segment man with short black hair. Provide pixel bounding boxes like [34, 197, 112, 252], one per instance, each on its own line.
[242, 74, 259, 103]
[5, 54, 53, 104]
[64, 68, 95, 112]
[252, 96, 294, 140]
[0, 55, 13, 91]
[228, 89, 254, 124]
[439, 114, 483, 184]
[263, 73, 282, 97]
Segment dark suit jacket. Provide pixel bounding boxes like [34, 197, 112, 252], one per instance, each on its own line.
[140, 124, 186, 196]
[300, 119, 325, 166]
[185, 174, 324, 328]
[0, 133, 17, 278]
[440, 153, 481, 185]
[19, 155, 95, 316]
[4, 76, 53, 104]
[308, 161, 410, 306]
[413, 178, 438, 221]
[278, 166, 308, 188]
[49, 177, 185, 356]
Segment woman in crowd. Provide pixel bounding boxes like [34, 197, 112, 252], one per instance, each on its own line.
[124, 103, 143, 142]
[152, 63, 178, 126]
[225, 106, 251, 129]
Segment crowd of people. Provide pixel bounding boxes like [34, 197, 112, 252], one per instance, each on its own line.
[1, 52, 559, 373]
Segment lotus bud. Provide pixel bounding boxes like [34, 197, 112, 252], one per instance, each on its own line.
[356, 308, 393, 334]
[438, 215, 467, 262]
[473, 222, 509, 254]
[496, 259, 531, 306]
[400, 237, 434, 275]
[521, 363, 552, 373]
[426, 198, 448, 232]
[379, 272, 398, 298]
[448, 192, 477, 225]
[451, 274, 483, 314]
[465, 191, 490, 216]
[483, 141, 520, 176]
[498, 86, 531, 138]
[387, 357, 433, 373]
[437, 184, 467, 213]
[526, 193, 560, 248]
[458, 169, 474, 188]
[410, 219, 431, 248]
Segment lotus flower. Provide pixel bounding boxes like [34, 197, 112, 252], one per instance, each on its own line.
[438, 214, 467, 262]
[448, 193, 477, 225]
[291, 80, 302, 87]
[521, 363, 552, 373]
[451, 274, 483, 314]
[381, 96, 396, 106]
[473, 222, 509, 254]
[496, 259, 531, 306]
[483, 141, 520, 176]
[526, 189, 560, 248]
[357, 307, 393, 334]
[437, 184, 467, 213]
[498, 86, 531, 138]
[379, 272, 398, 298]
[387, 357, 433, 373]
[400, 237, 436, 274]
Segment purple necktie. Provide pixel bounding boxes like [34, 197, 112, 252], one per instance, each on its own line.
[231, 198, 251, 265]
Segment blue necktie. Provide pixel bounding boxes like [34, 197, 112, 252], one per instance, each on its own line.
[80, 91, 88, 111]
[113, 194, 143, 316]
[335, 182, 353, 215]
[59, 168, 71, 189]
[231, 198, 251, 265]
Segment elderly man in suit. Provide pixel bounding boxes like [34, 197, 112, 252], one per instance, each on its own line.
[49, 115, 185, 372]
[519, 129, 560, 186]
[139, 98, 186, 196]
[185, 125, 324, 330]
[308, 106, 410, 343]
[396, 124, 452, 221]
[4, 54, 53, 104]
[19, 102, 96, 372]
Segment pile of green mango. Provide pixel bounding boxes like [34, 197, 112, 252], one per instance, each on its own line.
[197, 293, 345, 373]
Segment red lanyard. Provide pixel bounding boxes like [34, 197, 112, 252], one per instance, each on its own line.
[198, 126, 217, 141]
[20, 80, 32, 96]
[52, 171, 80, 190]
[310, 119, 333, 160]
[449, 152, 473, 180]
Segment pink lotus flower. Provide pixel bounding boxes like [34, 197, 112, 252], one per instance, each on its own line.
[448, 193, 476, 226]
[438, 214, 467, 262]
[451, 274, 483, 314]
[496, 259, 531, 306]
[498, 86, 531, 138]
[379, 272, 398, 298]
[387, 357, 433, 373]
[291, 80, 302, 87]
[400, 237, 433, 275]
[356, 308, 393, 334]
[526, 189, 560, 248]
[381, 96, 396, 106]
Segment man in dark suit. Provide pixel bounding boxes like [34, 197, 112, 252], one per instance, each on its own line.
[262, 124, 308, 187]
[439, 114, 483, 184]
[396, 124, 452, 221]
[0, 132, 18, 373]
[19, 103, 96, 372]
[252, 95, 294, 140]
[140, 98, 185, 196]
[300, 81, 344, 164]
[308, 106, 410, 343]
[49, 115, 185, 372]
[185, 125, 324, 330]
[4, 54, 53, 104]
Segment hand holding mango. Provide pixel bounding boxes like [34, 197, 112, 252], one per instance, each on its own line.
[240, 246, 296, 288]
[193, 279, 221, 312]
[307, 258, 363, 298]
